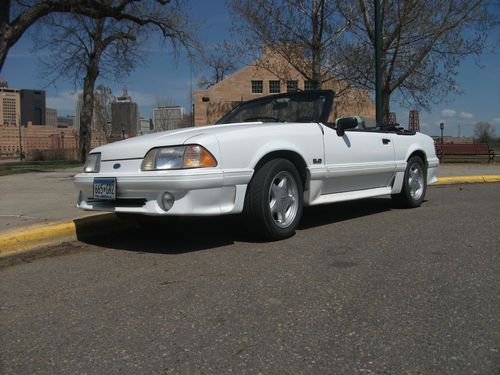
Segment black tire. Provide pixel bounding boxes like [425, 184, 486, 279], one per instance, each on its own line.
[392, 155, 427, 208]
[244, 158, 303, 240]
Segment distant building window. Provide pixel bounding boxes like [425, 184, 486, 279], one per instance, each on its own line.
[304, 80, 315, 91]
[269, 80, 281, 94]
[287, 80, 298, 92]
[251, 80, 263, 93]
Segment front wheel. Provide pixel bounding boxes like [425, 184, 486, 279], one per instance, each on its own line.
[244, 159, 303, 240]
[392, 156, 427, 208]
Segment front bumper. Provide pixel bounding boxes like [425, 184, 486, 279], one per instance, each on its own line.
[74, 166, 253, 216]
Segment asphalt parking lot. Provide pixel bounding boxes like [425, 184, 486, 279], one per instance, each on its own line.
[1, 183, 499, 375]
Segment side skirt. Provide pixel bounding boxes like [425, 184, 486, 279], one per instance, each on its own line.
[309, 187, 392, 206]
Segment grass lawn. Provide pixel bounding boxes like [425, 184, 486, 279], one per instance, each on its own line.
[0, 160, 83, 176]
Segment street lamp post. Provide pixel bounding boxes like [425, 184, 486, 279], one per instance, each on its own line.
[440, 122, 444, 144]
[16, 113, 24, 161]
[60, 131, 65, 149]
[121, 127, 125, 139]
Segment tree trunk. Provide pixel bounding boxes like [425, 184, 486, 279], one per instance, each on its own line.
[382, 89, 391, 124]
[79, 68, 98, 163]
[0, 34, 10, 71]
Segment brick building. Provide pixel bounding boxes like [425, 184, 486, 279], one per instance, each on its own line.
[0, 122, 106, 159]
[194, 50, 375, 126]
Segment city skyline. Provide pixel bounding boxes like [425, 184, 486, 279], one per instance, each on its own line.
[1, 0, 498, 138]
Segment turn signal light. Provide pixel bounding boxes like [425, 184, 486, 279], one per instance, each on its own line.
[183, 145, 217, 168]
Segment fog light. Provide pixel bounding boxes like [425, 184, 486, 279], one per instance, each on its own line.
[161, 192, 175, 211]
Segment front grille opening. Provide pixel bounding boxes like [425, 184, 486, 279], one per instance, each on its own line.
[88, 198, 146, 207]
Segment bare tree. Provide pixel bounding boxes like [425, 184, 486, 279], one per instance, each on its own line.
[337, 0, 497, 119]
[0, 0, 191, 72]
[229, 0, 350, 91]
[94, 85, 115, 141]
[197, 40, 237, 89]
[35, 14, 145, 162]
[32, 2, 192, 162]
[474, 122, 496, 143]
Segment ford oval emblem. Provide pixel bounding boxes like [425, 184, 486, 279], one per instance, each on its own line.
[113, 163, 121, 169]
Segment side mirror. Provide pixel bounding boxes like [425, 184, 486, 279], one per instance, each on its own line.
[335, 116, 360, 136]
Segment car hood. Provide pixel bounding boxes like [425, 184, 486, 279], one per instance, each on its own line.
[92, 122, 264, 160]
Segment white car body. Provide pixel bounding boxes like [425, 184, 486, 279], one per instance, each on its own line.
[74, 121, 439, 216]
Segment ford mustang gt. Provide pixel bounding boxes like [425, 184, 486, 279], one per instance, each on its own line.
[74, 90, 439, 240]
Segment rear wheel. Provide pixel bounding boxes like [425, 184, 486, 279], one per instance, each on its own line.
[392, 155, 427, 208]
[244, 159, 303, 240]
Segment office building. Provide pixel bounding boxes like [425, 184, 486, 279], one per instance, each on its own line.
[111, 88, 139, 139]
[0, 87, 21, 126]
[46, 108, 57, 127]
[20, 89, 46, 126]
[57, 115, 74, 128]
[153, 106, 185, 131]
[139, 117, 153, 135]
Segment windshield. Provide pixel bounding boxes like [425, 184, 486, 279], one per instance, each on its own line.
[216, 90, 334, 125]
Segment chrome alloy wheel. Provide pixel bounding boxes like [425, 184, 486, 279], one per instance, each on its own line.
[268, 171, 299, 228]
[408, 162, 425, 200]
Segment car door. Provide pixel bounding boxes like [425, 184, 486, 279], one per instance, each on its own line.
[320, 125, 396, 194]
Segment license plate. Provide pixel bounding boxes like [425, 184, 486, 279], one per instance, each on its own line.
[93, 178, 116, 200]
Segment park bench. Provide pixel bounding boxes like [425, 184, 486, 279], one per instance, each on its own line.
[435, 143, 495, 163]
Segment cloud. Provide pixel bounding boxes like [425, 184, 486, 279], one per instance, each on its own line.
[459, 112, 474, 120]
[492, 118, 500, 124]
[127, 90, 156, 107]
[441, 108, 456, 118]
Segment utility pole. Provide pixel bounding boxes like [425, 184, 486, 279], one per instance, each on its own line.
[375, 0, 383, 126]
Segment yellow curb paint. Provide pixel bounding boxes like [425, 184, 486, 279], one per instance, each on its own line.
[483, 175, 500, 183]
[0, 221, 77, 257]
[436, 175, 500, 185]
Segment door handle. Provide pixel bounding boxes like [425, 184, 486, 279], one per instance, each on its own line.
[382, 138, 391, 145]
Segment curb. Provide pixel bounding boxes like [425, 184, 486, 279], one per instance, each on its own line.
[1, 175, 499, 258]
[0, 213, 128, 258]
[435, 175, 500, 185]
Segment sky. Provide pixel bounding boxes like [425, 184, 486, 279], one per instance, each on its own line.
[1, 0, 499, 138]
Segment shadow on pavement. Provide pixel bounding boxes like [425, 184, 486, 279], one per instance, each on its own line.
[74, 197, 393, 254]
[300, 196, 393, 230]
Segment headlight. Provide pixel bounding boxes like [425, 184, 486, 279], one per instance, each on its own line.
[141, 145, 217, 171]
[83, 153, 101, 173]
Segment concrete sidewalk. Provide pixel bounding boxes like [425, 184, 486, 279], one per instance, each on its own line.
[1, 162, 499, 256]
[0, 167, 89, 232]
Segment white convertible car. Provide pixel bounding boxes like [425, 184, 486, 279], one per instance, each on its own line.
[75, 90, 439, 240]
